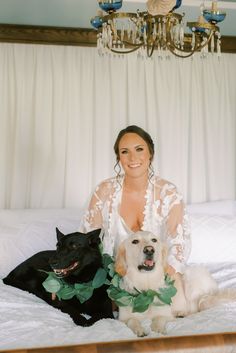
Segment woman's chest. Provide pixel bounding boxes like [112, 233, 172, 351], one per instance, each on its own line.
[119, 190, 148, 232]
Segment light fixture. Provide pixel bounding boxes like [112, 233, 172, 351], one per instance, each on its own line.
[90, 0, 226, 58]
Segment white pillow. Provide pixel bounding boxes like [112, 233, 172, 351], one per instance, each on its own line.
[187, 200, 236, 216]
[0, 209, 82, 279]
[188, 214, 236, 263]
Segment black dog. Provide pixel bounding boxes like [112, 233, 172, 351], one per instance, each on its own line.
[3, 228, 113, 326]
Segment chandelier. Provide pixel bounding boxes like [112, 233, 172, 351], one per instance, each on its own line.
[90, 0, 226, 58]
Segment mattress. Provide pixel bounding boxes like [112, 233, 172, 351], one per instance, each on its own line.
[0, 201, 236, 350]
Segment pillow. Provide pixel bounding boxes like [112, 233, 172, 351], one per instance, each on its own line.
[187, 200, 236, 216]
[188, 214, 236, 263]
[0, 209, 82, 279]
[0, 208, 82, 226]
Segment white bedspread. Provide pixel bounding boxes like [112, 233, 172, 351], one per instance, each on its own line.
[1, 262, 236, 351]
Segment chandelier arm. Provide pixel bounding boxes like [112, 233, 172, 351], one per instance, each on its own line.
[166, 44, 195, 58]
[109, 43, 142, 54]
[102, 12, 139, 22]
[146, 39, 157, 58]
[166, 38, 198, 58]
[166, 40, 196, 55]
[165, 26, 203, 56]
[195, 30, 215, 51]
[122, 40, 143, 48]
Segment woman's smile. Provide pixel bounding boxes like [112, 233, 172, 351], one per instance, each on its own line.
[118, 132, 151, 178]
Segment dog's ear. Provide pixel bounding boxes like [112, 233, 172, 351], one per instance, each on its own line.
[115, 242, 127, 277]
[56, 227, 65, 241]
[87, 229, 101, 247]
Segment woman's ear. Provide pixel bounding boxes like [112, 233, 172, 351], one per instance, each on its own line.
[115, 242, 127, 277]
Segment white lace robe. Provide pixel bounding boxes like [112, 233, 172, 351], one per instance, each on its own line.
[79, 175, 191, 274]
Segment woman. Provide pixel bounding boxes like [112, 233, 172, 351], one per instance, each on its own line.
[80, 125, 191, 315]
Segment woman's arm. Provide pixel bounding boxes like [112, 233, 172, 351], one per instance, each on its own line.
[79, 178, 116, 234]
[163, 184, 191, 274]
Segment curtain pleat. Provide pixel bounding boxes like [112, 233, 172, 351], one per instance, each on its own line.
[0, 44, 235, 208]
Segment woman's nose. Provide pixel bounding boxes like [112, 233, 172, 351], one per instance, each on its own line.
[128, 151, 136, 161]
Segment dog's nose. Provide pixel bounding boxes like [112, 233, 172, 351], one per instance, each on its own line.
[143, 246, 154, 255]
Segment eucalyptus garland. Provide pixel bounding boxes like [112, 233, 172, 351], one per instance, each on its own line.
[42, 253, 177, 312]
[42, 253, 114, 303]
[107, 272, 177, 313]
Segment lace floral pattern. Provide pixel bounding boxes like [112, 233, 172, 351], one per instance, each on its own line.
[79, 175, 191, 273]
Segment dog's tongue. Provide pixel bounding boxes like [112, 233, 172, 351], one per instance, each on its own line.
[144, 259, 154, 267]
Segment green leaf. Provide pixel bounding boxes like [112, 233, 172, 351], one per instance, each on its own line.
[76, 286, 94, 303]
[108, 286, 128, 299]
[92, 268, 107, 288]
[115, 295, 133, 307]
[57, 285, 76, 300]
[107, 287, 133, 306]
[145, 289, 158, 297]
[132, 292, 154, 313]
[110, 273, 120, 288]
[108, 263, 115, 277]
[102, 253, 114, 269]
[157, 285, 177, 305]
[42, 274, 62, 293]
[165, 274, 175, 286]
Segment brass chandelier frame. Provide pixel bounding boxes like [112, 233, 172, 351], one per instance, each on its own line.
[91, 1, 226, 58]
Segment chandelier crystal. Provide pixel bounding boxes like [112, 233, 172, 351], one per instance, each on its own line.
[90, 0, 226, 58]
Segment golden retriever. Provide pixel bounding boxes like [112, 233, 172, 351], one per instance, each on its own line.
[113, 231, 236, 337]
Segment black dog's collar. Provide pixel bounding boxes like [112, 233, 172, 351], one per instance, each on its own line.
[42, 253, 113, 303]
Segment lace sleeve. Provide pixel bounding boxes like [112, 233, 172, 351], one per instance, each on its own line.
[79, 179, 114, 233]
[161, 183, 191, 274]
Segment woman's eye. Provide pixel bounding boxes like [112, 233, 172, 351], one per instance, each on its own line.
[136, 147, 144, 152]
[121, 150, 128, 154]
[151, 238, 157, 243]
[132, 239, 139, 244]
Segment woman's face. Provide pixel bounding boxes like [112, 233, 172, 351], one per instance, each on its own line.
[118, 132, 151, 179]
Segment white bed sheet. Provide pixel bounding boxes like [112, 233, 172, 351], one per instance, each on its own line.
[1, 262, 236, 351]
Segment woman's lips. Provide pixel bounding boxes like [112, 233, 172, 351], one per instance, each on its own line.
[128, 163, 141, 168]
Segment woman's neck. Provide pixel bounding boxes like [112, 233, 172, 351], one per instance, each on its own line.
[123, 174, 149, 193]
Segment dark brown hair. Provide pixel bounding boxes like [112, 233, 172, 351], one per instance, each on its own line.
[113, 125, 155, 162]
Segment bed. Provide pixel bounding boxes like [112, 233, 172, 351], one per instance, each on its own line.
[0, 200, 236, 353]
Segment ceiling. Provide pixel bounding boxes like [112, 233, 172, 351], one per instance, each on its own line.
[0, 0, 235, 36]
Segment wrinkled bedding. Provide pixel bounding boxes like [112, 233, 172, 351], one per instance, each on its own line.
[0, 203, 236, 351]
[1, 262, 236, 350]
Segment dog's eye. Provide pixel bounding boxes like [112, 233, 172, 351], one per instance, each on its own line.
[70, 243, 78, 250]
[151, 238, 157, 243]
[132, 239, 139, 244]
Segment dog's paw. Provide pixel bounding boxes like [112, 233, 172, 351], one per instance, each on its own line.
[171, 294, 189, 317]
[126, 318, 147, 337]
[151, 316, 171, 334]
[72, 315, 94, 327]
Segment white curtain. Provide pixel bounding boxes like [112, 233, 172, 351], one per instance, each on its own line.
[0, 43, 235, 209]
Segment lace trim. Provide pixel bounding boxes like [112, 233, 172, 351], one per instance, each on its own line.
[142, 180, 152, 231]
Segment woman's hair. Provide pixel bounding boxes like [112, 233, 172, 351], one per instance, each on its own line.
[113, 125, 155, 162]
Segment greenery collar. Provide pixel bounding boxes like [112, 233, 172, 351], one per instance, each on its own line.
[107, 272, 177, 313]
[42, 253, 176, 312]
[42, 253, 113, 303]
